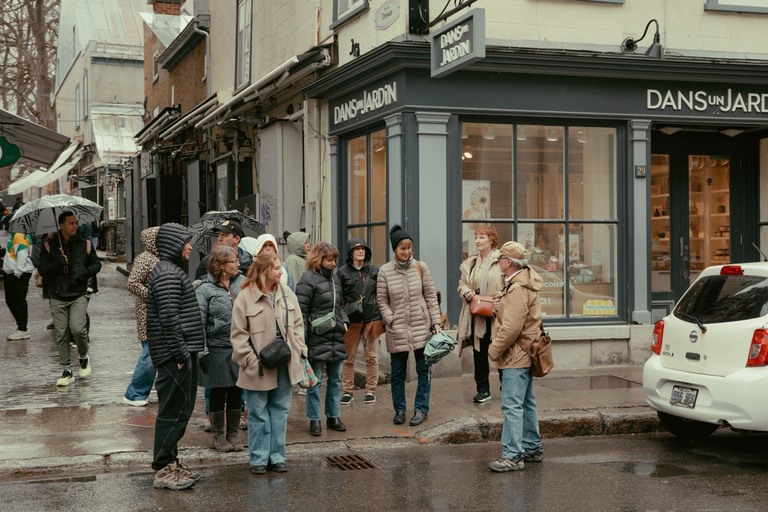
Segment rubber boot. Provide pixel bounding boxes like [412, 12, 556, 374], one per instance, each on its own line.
[226, 408, 246, 451]
[210, 410, 233, 452]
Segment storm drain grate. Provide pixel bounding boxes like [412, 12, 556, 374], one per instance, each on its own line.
[324, 454, 380, 471]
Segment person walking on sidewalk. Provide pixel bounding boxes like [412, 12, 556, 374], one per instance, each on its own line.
[377, 225, 441, 427]
[196, 245, 246, 453]
[195, 220, 252, 280]
[231, 251, 308, 475]
[337, 238, 384, 406]
[3, 232, 35, 340]
[295, 242, 349, 437]
[38, 211, 101, 387]
[123, 227, 160, 407]
[487, 241, 544, 473]
[284, 231, 310, 287]
[146, 222, 205, 490]
[457, 226, 504, 404]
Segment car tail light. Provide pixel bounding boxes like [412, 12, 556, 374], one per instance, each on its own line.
[747, 329, 768, 367]
[651, 320, 664, 355]
[721, 265, 744, 275]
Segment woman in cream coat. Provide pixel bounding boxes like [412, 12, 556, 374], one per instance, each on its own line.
[230, 252, 307, 475]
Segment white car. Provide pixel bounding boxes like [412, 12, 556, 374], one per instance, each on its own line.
[643, 263, 768, 439]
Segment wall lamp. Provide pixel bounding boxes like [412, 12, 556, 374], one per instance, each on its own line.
[621, 19, 664, 59]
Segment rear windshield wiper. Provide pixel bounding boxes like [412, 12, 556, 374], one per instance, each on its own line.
[678, 312, 707, 333]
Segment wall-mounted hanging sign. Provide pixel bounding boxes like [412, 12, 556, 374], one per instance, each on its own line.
[375, 0, 399, 30]
[431, 8, 485, 78]
[0, 137, 21, 167]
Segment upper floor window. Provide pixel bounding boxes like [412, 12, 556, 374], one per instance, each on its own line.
[330, 0, 369, 30]
[82, 69, 88, 120]
[75, 84, 80, 130]
[152, 51, 160, 83]
[705, 0, 768, 13]
[236, 0, 252, 89]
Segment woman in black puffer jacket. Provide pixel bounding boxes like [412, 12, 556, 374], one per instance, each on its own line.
[295, 242, 349, 437]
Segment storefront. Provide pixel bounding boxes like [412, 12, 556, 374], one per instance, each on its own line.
[305, 41, 768, 365]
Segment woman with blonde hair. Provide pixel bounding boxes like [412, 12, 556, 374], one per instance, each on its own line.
[295, 241, 349, 437]
[230, 251, 307, 475]
[196, 245, 246, 452]
[457, 225, 504, 403]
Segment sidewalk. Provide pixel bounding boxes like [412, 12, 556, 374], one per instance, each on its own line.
[0, 365, 658, 476]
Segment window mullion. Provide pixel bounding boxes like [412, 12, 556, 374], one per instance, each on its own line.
[564, 125, 570, 318]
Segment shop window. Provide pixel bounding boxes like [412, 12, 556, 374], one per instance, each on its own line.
[346, 129, 387, 268]
[330, 0, 369, 30]
[236, 0, 252, 90]
[705, 0, 768, 14]
[461, 123, 619, 320]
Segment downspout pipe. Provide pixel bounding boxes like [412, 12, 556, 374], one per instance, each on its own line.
[193, 25, 211, 97]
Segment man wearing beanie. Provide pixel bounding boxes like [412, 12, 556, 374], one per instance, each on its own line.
[377, 225, 442, 427]
[146, 223, 205, 489]
[487, 241, 544, 473]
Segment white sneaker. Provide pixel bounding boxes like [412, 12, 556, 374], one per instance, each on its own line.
[123, 396, 148, 407]
[6, 330, 30, 340]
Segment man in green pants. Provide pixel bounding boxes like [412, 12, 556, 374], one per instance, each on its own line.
[38, 211, 101, 386]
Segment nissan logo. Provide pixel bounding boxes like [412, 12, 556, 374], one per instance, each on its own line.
[689, 331, 698, 343]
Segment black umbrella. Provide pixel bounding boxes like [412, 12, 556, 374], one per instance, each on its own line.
[189, 210, 265, 252]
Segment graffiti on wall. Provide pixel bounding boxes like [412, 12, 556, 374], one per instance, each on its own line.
[259, 192, 277, 234]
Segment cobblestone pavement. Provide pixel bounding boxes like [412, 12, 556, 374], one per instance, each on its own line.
[0, 232, 159, 410]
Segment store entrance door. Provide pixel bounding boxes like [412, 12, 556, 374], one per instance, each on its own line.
[650, 146, 733, 316]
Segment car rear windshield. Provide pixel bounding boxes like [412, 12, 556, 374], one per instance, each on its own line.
[674, 275, 768, 324]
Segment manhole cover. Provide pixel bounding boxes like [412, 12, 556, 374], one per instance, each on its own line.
[325, 454, 380, 471]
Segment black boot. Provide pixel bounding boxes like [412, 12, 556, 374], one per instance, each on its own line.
[326, 417, 346, 432]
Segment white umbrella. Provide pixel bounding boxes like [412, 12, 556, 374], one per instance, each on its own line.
[8, 194, 103, 235]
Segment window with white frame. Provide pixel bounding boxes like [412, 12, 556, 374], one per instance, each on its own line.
[705, 0, 768, 13]
[236, 0, 252, 89]
[82, 69, 88, 119]
[75, 84, 80, 130]
[330, 0, 369, 30]
[152, 51, 160, 83]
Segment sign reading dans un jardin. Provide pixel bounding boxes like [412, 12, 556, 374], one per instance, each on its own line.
[647, 88, 768, 113]
[431, 8, 486, 79]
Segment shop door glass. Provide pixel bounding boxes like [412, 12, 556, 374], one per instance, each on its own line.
[650, 155, 671, 292]
[689, 155, 730, 280]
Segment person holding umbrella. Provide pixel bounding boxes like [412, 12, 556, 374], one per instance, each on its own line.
[38, 211, 101, 386]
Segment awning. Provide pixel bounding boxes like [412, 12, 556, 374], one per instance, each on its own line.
[196, 47, 332, 129]
[159, 94, 219, 140]
[0, 108, 70, 168]
[91, 110, 144, 165]
[135, 107, 179, 146]
[34, 148, 86, 189]
[8, 170, 48, 195]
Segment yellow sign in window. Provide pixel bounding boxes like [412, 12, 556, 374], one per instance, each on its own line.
[583, 300, 616, 316]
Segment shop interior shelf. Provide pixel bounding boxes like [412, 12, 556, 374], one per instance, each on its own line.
[651, 216, 670, 220]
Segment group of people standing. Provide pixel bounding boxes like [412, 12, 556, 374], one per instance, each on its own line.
[118, 215, 544, 490]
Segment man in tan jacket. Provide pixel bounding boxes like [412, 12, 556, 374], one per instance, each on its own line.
[487, 241, 544, 473]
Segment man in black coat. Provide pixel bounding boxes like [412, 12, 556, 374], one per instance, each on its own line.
[336, 238, 384, 405]
[194, 220, 252, 279]
[146, 222, 205, 490]
[38, 211, 101, 387]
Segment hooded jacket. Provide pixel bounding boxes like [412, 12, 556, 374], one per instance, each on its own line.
[127, 227, 160, 342]
[456, 250, 505, 356]
[38, 230, 101, 300]
[336, 238, 382, 324]
[284, 232, 309, 285]
[196, 272, 245, 349]
[489, 267, 544, 369]
[146, 223, 205, 367]
[377, 257, 441, 354]
[241, 234, 295, 291]
[3, 233, 34, 276]
[295, 266, 349, 362]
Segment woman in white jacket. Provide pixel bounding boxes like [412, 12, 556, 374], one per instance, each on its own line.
[4, 232, 35, 340]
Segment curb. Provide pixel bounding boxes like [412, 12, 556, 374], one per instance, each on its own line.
[0, 408, 660, 477]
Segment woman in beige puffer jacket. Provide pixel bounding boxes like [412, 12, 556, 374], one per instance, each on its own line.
[377, 225, 441, 428]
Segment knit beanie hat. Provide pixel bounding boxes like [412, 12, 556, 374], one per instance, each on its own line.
[389, 224, 413, 251]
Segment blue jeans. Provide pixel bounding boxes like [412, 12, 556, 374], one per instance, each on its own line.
[390, 348, 431, 413]
[305, 360, 343, 420]
[244, 366, 293, 466]
[124, 341, 157, 401]
[500, 368, 542, 459]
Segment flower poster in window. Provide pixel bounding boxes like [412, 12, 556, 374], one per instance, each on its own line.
[462, 180, 491, 220]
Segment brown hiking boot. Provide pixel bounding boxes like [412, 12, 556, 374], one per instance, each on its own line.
[210, 411, 233, 452]
[226, 409, 245, 451]
[153, 463, 195, 490]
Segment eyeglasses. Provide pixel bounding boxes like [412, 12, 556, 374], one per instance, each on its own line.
[224, 260, 238, 264]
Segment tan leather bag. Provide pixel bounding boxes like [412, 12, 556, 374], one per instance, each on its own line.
[529, 323, 554, 377]
[469, 294, 495, 317]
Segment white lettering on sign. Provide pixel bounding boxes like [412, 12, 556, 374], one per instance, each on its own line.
[647, 88, 768, 113]
[334, 82, 397, 125]
[439, 24, 471, 67]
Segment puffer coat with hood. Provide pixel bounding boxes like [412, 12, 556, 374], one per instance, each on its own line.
[241, 234, 295, 291]
[295, 266, 349, 362]
[377, 257, 441, 354]
[489, 266, 544, 369]
[284, 232, 309, 285]
[127, 227, 160, 342]
[146, 223, 205, 368]
[336, 238, 381, 324]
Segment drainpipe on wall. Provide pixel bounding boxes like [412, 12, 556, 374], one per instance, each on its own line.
[193, 25, 210, 97]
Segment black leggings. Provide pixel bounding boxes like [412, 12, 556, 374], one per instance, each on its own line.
[209, 386, 240, 412]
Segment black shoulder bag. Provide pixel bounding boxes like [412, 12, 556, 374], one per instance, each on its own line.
[254, 285, 292, 376]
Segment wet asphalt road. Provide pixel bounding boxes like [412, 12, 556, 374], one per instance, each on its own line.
[2, 430, 767, 512]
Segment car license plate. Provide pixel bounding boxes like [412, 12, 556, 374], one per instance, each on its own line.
[670, 385, 698, 408]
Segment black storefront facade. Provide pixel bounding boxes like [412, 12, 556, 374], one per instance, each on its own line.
[305, 42, 768, 368]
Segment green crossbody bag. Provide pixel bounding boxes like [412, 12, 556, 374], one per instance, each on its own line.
[311, 274, 338, 335]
